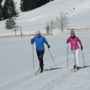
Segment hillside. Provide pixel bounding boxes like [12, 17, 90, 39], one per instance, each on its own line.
[0, 0, 90, 35]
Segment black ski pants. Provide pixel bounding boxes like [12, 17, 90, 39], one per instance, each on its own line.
[36, 50, 45, 72]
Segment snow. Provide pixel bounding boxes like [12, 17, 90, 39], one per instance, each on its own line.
[0, 0, 90, 90]
[16, 0, 90, 30]
[0, 0, 90, 35]
[1, 0, 5, 7]
[0, 31, 90, 90]
[14, 0, 21, 13]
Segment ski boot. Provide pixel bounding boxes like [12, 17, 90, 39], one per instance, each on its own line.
[74, 65, 77, 69]
[77, 66, 80, 70]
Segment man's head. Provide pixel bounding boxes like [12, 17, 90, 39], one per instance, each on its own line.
[36, 31, 41, 37]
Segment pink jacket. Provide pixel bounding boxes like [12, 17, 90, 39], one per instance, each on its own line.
[67, 36, 82, 50]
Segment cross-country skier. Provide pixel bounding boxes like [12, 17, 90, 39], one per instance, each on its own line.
[31, 31, 50, 73]
[66, 31, 83, 70]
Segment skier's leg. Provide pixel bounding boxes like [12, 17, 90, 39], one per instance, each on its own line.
[36, 51, 41, 71]
[75, 49, 80, 69]
[40, 51, 44, 72]
[39, 57, 43, 72]
[72, 50, 76, 69]
[37, 51, 44, 72]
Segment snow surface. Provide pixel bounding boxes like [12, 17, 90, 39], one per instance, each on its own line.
[0, 0, 90, 90]
[0, 31, 90, 90]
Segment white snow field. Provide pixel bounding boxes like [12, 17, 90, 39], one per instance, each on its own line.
[0, 0, 90, 90]
[0, 31, 90, 90]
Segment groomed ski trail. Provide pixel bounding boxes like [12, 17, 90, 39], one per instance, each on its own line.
[0, 54, 71, 90]
[0, 51, 89, 90]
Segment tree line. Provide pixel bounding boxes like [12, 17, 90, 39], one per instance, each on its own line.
[21, 0, 51, 11]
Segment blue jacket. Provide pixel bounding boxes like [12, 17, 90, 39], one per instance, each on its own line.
[31, 36, 50, 51]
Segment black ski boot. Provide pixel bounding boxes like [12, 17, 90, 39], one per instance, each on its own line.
[40, 69, 43, 73]
[77, 66, 80, 70]
[74, 65, 76, 69]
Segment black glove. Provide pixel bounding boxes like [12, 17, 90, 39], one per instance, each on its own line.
[31, 39, 33, 42]
[81, 46, 83, 50]
[48, 45, 50, 48]
[31, 39, 34, 44]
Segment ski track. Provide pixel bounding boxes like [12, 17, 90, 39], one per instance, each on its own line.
[0, 54, 69, 90]
[39, 69, 73, 90]
[0, 51, 89, 90]
[0, 73, 35, 90]
[11, 62, 70, 90]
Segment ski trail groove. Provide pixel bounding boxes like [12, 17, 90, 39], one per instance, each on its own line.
[0, 51, 89, 90]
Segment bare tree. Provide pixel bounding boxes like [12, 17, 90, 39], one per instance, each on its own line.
[46, 21, 55, 35]
[46, 23, 50, 35]
[49, 20, 54, 35]
[20, 26, 23, 39]
[56, 12, 68, 32]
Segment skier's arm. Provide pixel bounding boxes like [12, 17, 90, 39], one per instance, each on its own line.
[78, 38, 82, 46]
[66, 38, 70, 44]
[44, 37, 50, 48]
[31, 37, 35, 44]
[78, 38, 83, 50]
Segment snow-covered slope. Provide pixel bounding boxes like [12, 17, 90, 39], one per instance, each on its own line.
[0, 0, 90, 35]
[0, 31, 90, 90]
[16, 0, 90, 30]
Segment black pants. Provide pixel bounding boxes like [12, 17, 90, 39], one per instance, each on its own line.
[36, 50, 44, 72]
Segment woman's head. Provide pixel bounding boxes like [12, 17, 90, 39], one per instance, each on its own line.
[70, 31, 75, 37]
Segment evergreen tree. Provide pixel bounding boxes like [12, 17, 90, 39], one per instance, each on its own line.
[5, 0, 16, 29]
[0, 0, 3, 4]
[6, 17, 16, 29]
[0, 4, 3, 20]
[3, 0, 17, 19]
[20, 0, 50, 12]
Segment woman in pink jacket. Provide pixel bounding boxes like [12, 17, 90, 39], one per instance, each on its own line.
[67, 31, 83, 70]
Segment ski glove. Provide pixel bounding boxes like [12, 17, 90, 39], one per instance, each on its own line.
[31, 39, 34, 44]
[48, 45, 50, 48]
[81, 46, 83, 50]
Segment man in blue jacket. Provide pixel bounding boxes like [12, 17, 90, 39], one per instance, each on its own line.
[31, 31, 50, 73]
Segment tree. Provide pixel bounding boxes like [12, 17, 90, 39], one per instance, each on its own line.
[0, 4, 3, 20]
[0, 0, 3, 4]
[46, 23, 50, 35]
[20, 0, 50, 12]
[49, 21, 54, 35]
[5, 5, 16, 29]
[56, 12, 68, 32]
[3, 0, 17, 19]
[6, 17, 16, 29]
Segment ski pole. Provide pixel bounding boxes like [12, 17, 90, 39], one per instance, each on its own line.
[32, 45, 35, 72]
[48, 48, 55, 65]
[81, 50, 85, 66]
[67, 44, 69, 68]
